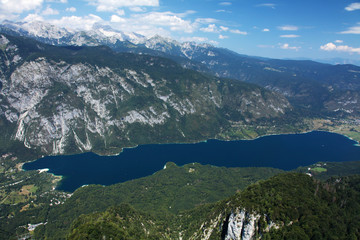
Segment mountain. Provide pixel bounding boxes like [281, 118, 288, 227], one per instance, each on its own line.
[0, 33, 292, 156]
[25, 163, 281, 239]
[315, 57, 360, 67]
[2, 20, 360, 117]
[139, 36, 360, 116]
[66, 173, 360, 240]
[0, 20, 145, 47]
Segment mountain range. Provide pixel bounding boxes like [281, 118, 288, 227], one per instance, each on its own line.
[1, 20, 360, 157]
[0, 32, 292, 156]
[2, 20, 360, 117]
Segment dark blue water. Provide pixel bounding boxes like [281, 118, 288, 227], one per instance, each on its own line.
[23, 131, 360, 192]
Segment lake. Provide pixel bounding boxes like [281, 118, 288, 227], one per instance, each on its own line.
[23, 131, 360, 192]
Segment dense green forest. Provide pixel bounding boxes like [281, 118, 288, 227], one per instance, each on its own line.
[32, 163, 282, 238]
[67, 173, 360, 240]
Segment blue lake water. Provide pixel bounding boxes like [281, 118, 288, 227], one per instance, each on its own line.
[23, 131, 360, 192]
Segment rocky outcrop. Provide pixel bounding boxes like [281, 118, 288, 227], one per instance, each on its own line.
[224, 209, 260, 240]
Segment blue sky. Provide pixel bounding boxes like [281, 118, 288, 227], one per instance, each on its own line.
[0, 0, 359, 61]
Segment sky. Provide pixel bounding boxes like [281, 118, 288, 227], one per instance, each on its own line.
[0, 0, 359, 61]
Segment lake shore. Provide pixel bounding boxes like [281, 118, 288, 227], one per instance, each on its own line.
[23, 131, 360, 192]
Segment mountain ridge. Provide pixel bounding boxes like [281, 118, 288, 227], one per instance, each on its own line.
[0, 33, 292, 156]
[2, 20, 360, 117]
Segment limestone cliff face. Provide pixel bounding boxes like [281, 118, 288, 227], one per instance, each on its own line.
[0, 34, 291, 155]
[224, 209, 260, 240]
[189, 207, 280, 240]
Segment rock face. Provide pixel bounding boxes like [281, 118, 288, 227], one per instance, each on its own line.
[0, 34, 291, 155]
[224, 209, 260, 240]
[189, 207, 278, 240]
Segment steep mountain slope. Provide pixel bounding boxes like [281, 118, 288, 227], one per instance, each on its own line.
[0, 34, 291, 156]
[140, 36, 360, 116]
[189, 173, 360, 240]
[68, 204, 168, 240]
[67, 173, 360, 240]
[2, 20, 360, 116]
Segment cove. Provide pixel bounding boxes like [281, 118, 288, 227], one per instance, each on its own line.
[23, 131, 360, 192]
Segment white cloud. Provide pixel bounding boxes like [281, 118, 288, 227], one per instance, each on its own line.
[87, 0, 159, 12]
[220, 26, 229, 31]
[180, 36, 208, 43]
[320, 42, 360, 54]
[200, 24, 244, 35]
[195, 18, 218, 24]
[110, 14, 126, 23]
[280, 43, 301, 51]
[104, 11, 198, 36]
[278, 25, 299, 31]
[50, 14, 104, 31]
[46, 0, 67, 3]
[230, 29, 247, 35]
[335, 40, 343, 43]
[135, 11, 195, 33]
[215, 9, 232, 13]
[263, 28, 270, 32]
[66, 7, 76, 12]
[24, 14, 44, 22]
[0, 13, 17, 21]
[130, 7, 146, 12]
[256, 3, 276, 9]
[320, 42, 336, 51]
[177, 10, 197, 17]
[280, 34, 300, 38]
[116, 9, 125, 15]
[340, 24, 360, 34]
[42, 6, 59, 15]
[200, 23, 246, 36]
[345, 3, 360, 11]
[219, 34, 228, 39]
[96, 4, 116, 12]
[219, 2, 232, 6]
[0, 0, 44, 14]
[200, 24, 218, 33]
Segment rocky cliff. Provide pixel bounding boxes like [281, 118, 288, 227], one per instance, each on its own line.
[0, 34, 291, 155]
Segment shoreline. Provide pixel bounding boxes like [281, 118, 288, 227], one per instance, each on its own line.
[329, 131, 360, 146]
[22, 129, 360, 166]
[19, 130, 360, 192]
